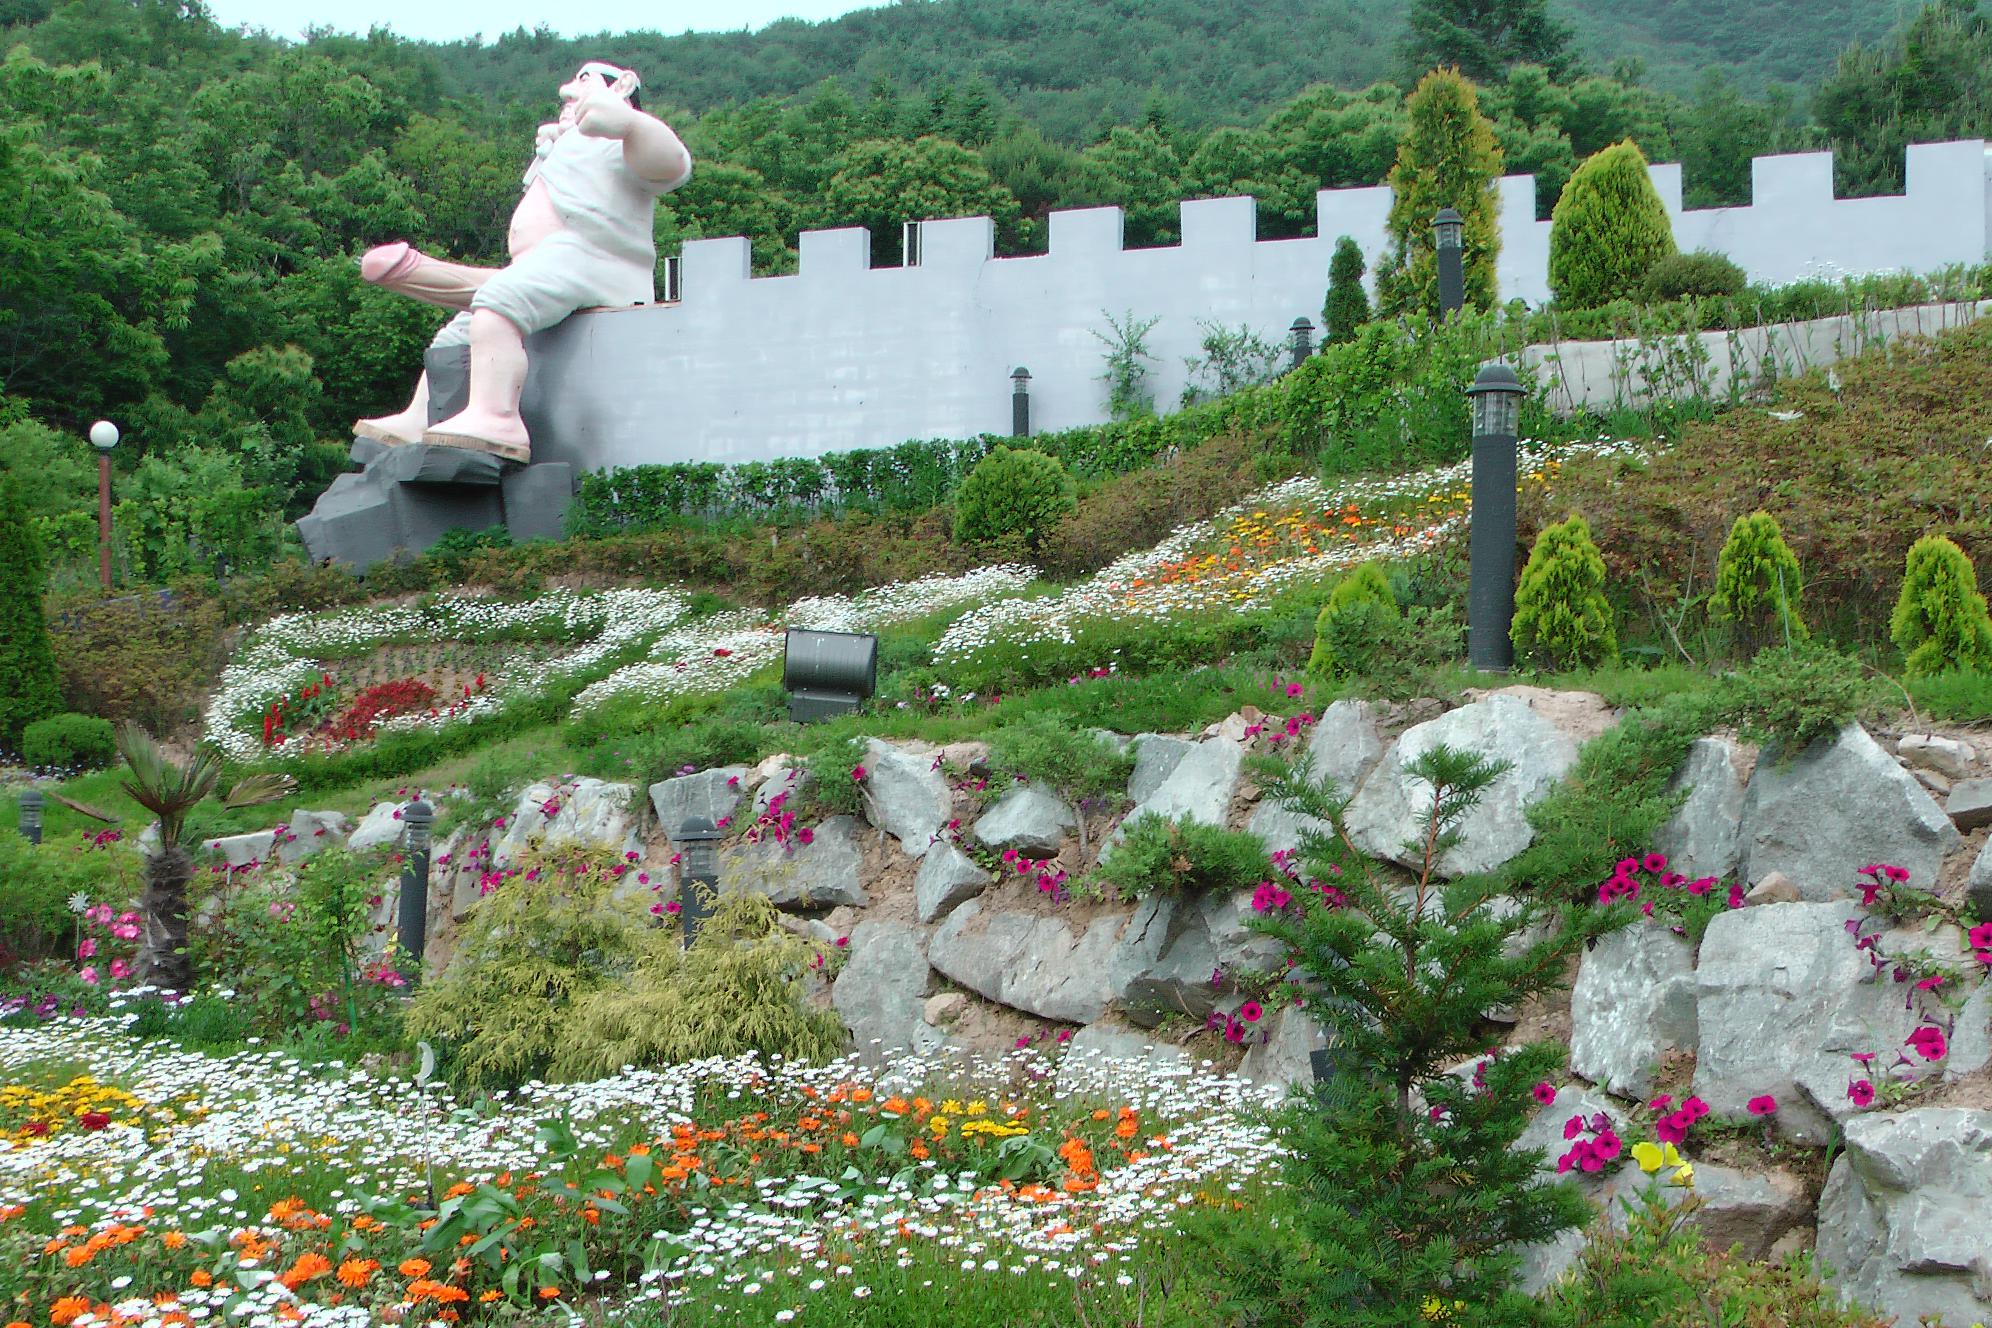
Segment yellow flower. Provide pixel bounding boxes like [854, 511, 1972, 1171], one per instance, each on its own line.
[1630, 1141, 1681, 1174]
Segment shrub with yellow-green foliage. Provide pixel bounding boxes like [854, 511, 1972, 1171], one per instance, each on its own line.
[554, 894, 845, 1079]
[1307, 562, 1400, 678]
[406, 848, 664, 1089]
[1711, 511, 1807, 655]
[1512, 515, 1617, 670]
[1377, 68, 1503, 317]
[1548, 139, 1678, 309]
[1890, 533, 1992, 677]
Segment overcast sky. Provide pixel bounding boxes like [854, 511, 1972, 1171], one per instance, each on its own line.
[203, 0, 886, 43]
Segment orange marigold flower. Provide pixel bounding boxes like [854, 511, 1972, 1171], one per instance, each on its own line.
[442, 1183, 474, 1200]
[50, 1298, 93, 1326]
[478, 1292, 501, 1304]
[188, 1272, 212, 1289]
[397, 1258, 431, 1279]
[580, 1207, 600, 1226]
[537, 1287, 561, 1300]
[9, 1318, 32, 1328]
[280, 1253, 333, 1289]
[161, 1231, 188, 1250]
[336, 1259, 378, 1289]
[63, 1248, 93, 1268]
[841, 1132, 860, 1148]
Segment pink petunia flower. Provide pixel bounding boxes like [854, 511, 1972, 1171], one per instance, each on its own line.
[1747, 1095, 1777, 1116]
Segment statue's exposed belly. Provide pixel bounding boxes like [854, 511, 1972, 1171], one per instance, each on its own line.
[508, 179, 566, 258]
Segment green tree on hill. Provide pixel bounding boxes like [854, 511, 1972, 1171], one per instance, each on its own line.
[0, 473, 62, 750]
[816, 136, 1023, 267]
[1403, 0, 1578, 84]
[1377, 67, 1504, 318]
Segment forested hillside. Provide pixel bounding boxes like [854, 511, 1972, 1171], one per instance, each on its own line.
[2, 0, 1989, 592]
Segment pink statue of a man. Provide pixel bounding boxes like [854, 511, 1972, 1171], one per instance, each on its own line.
[354, 62, 691, 463]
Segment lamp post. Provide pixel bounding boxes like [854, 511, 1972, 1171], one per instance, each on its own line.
[1465, 364, 1527, 673]
[398, 798, 434, 975]
[1288, 317, 1315, 373]
[18, 789, 43, 846]
[1010, 367, 1032, 438]
[676, 815, 723, 948]
[88, 421, 119, 590]
[1433, 207, 1465, 318]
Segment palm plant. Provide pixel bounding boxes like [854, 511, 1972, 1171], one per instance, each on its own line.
[59, 725, 294, 991]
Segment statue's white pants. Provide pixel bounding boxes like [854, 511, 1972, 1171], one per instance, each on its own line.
[429, 231, 654, 347]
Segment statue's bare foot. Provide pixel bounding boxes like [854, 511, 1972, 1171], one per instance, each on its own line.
[353, 410, 427, 446]
[422, 410, 531, 464]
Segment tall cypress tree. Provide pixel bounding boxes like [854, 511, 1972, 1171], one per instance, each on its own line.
[1323, 235, 1372, 344]
[0, 474, 63, 750]
[1377, 68, 1504, 318]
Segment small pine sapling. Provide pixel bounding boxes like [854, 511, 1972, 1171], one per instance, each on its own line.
[1308, 562, 1400, 678]
[1710, 510, 1807, 655]
[1889, 533, 1992, 677]
[1511, 514, 1617, 670]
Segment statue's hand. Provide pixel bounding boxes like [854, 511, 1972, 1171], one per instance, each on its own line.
[575, 88, 639, 141]
[534, 121, 561, 156]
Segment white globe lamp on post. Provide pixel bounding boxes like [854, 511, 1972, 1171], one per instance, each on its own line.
[88, 421, 119, 590]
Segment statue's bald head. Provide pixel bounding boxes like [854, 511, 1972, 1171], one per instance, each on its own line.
[562, 61, 642, 111]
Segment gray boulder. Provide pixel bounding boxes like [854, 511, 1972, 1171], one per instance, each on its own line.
[914, 840, 991, 924]
[1693, 901, 1934, 1144]
[724, 815, 868, 908]
[1817, 1108, 1992, 1327]
[1650, 737, 1746, 882]
[1056, 1023, 1190, 1095]
[1972, 839, 1992, 924]
[831, 921, 936, 1066]
[1569, 924, 1698, 1098]
[1123, 738, 1242, 831]
[1128, 735, 1195, 802]
[1946, 778, 1992, 833]
[1305, 698, 1385, 798]
[754, 766, 814, 818]
[204, 830, 275, 870]
[347, 801, 408, 853]
[276, 810, 350, 866]
[1239, 1006, 1332, 1093]
[1898, 734, 1977, 780]
[1105, 890, 1285, 1029]
[1344, 695, 1578, 877]
[1247, 800, 1333, 859]
[927, 899, 1124, 1024]
[649, 767, 749, 834]
[492, 778, 637, 866]
[1595, 1162, 1808, 1260]
[859, 739, 950, 859]
[1738, 724, 1962, 901]
[973, 786, 1077, 856]
[1512, 1086, 1629, 1295]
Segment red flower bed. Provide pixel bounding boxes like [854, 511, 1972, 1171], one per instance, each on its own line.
[324, 678, 439, 743]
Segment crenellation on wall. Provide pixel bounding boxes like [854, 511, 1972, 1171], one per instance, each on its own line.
[504, 141, 1987, 473]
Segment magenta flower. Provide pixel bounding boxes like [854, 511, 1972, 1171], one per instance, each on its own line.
[1970, 922, 1992, 951]
[1591, 1130, 1622, 1162]
[1907, 1026, 1948, 1062]
[1532, 1082, 1556, 1106]
[1563, 1114, 1585, 1140]
[850, 765, 868, 783]
[1747, 1095, 1777, 1116]
[1647, 1094, 1673, 1112]
[1238, 1000, 1264, 1023]
[797, 827, 814, 845]
[1642, 852, 1668, 873]
[1847, 1079, 1876, 1107]
[834, 936, 849, 948]
[664, 900, 682, 915]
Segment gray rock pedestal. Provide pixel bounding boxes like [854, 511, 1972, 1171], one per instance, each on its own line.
[831, 921, 937, 1066]
[1344, 695, 1578, 877]
[927, 899, 1124, 1023]
[1693, 901, 1935, 1144]
[492, 778, 636, 866]
[1650, 737, 1746, 882]
[1596, 1161, 1809, 1260]
[1305, 698, 1385, 798]
[1128, 735, 1196, 802]
[204, 830, 275, 870]
[859, 739, 951, 859]
[1817, 1108, 1992, 1327]
[1570, 924, 1698, 1099]
[1104, 890, 1286, 1029]
[1055, 1022, 1190, 1095]
[1121, 738, 1242, 831]
[724, 815, 868, 908]
[1738, 724, 1962, 900]
[973, 786, 1077, 855]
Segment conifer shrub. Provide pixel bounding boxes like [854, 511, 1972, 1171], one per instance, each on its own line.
[1548, 139, 1678, 309]
[1186, 743, 1612, 1322]
[21, 713, 118, 772]
[1723, 641, 1877, 754]
[1323, 235, 1372, 345]
[1640, 249, 1747, 302]
[1307, 562, 1400, 678]
[1889, 533, 1992, 677]
[1091, 815, 1270, 901]
[405, 848, 662, 1089]
[0, 475, 63, 750]
[553, 894, 845, 1079]
[1711, 510, 1807, 654]
[951, 445, 1077, 549]
[1377, 68, 1504, 316]
[1511, 514, 1617, 670]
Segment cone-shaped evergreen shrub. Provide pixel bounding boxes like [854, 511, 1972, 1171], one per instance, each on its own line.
[0, 474, 63, 751]
[1378, 68, 1503, 317]
[1308, 562, 1400, 678]
[1890, 534, 1992, 677]
[1511, 514, 1617, 670]
[1548, 139, 1677, 309]
[952, 444, 1076, 548]
[1711, 510, 1807, 655]
[1323, 235, 1372, 344]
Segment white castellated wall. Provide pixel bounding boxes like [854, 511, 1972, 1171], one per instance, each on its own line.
[515, 140, 1992, 473]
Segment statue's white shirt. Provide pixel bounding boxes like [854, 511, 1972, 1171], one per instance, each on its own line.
[515, 125, 686, 269]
